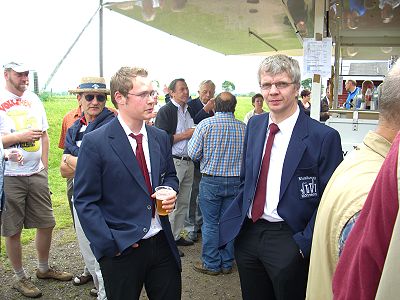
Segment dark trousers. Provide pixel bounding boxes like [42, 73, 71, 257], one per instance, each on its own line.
[234, 219, 308, 300]
[66, 178, 75, 224]
[99, 232, 181, 300]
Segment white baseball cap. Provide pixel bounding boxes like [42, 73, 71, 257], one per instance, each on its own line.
[3, 62, 30, 73]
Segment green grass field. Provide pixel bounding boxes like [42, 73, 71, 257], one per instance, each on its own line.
[0, 95, 261, 256]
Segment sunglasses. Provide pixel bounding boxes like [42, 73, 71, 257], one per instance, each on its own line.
[84, 94, 107, 102]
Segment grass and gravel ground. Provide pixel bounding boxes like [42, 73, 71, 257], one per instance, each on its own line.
[0, 228, 242, 299]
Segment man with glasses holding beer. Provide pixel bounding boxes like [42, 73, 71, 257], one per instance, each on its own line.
[74, 67, 180, 299]
[60, 76, 115, 299]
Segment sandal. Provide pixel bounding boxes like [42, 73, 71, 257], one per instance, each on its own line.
[72, 273, 93, 286]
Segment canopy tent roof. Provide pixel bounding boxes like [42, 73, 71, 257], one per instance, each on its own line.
[104, 0, 400, 60]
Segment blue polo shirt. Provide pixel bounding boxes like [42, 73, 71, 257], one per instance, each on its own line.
[345, 87, 360, 109]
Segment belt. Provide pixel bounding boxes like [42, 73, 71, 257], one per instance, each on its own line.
[202, 174, 239, 178]
[172, 155, 191, 161]
[244, 218, 290, 230]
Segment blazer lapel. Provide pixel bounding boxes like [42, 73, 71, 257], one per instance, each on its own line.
[108, 119, 150, 195]
[252, 115, 270, 181]
[279, 113, 308, 199]
[147, 126, 161, 190]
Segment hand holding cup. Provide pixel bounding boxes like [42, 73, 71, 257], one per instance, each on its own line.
[5, 148, 24, 170]
[152, 186, 177, 216]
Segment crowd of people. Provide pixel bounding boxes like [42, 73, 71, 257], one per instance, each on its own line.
[0, 55, 399, 300]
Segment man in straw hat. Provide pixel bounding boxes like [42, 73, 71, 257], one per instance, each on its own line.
[60, 76, 115, 299]
[58, 78, 117, 222]
[0, 62, 72, 298]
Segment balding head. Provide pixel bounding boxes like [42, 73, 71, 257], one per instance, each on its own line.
[215, 92, 237, 113]
[379, 59, 400, 126]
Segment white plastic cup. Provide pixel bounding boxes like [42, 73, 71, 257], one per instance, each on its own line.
[7, 148, 23, 171]
[154, 186, 176, 216]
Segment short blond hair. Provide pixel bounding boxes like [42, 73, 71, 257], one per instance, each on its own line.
[110, 67, 148, 108]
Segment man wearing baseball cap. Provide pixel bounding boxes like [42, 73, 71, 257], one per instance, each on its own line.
[0, 61, 72, 298]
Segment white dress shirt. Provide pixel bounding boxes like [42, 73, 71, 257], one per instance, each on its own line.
[248, 107, 300, 222]
[118, 114, 162, 238]
[170, 98, 194, 156]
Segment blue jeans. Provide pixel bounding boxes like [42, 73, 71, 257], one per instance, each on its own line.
[199, 175, 240, 271]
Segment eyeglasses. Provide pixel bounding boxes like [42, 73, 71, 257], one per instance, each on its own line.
[260, 82, 295, 90]
[127, 90, 158, 100]
[84, 94, 107, 102]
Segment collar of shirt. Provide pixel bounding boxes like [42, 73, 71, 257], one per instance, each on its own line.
[171, 98, 188, 112]
[117, 114, 148, 144]
[348, 87, 360, 98]
[74, 106, 82, 118]
[214, 112, 234, 118]
[80, 115, 87, 126]
[269, 105, 300, 136]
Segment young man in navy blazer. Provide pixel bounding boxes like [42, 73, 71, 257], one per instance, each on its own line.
[219, 54, 343, 300]
[74, 67, 181, 300]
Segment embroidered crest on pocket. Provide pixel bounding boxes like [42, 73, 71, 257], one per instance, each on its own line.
[298, 176, 318, 199]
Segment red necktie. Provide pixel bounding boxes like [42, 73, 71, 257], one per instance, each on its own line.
[130, 133, 154, 217]
[251, 123, 280, 222]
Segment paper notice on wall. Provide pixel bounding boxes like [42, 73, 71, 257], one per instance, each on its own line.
[303, 38, 332, 77]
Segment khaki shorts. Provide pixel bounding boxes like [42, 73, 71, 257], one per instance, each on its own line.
[1, 169, 55, 237]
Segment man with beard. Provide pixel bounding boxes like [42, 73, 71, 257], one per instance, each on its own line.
[0, 62, 72, 298]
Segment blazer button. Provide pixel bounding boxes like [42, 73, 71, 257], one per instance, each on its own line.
[143, 228, 148, 233]
[147, 205, 152, 210]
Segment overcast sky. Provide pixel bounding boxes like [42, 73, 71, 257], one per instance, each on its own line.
[1, 0, 275, 94]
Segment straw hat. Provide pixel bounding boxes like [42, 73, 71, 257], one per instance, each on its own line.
[69, 76, 110, 94]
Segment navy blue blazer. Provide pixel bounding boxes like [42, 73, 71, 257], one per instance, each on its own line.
[187, 97, 213, 124]
[219, 111, 343, 258]
[73, 118, 181, 268]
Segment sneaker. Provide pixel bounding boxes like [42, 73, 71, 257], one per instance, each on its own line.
[175, 237, 194, 246]
[193, 262, 220, 276]
[36, 267, 73, 281]
[12, 277, 42, 298]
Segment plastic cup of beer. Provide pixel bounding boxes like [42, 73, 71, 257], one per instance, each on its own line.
[155, 186, 175, 216]
[7, 148, 23, 171]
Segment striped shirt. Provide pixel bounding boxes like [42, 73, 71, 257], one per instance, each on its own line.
[170, 99, 194, 156]
[188, 112, 245, 176]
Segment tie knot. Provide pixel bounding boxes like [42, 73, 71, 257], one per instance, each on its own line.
[269, 123, 279, 135]
[130, 133, 143, 144]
